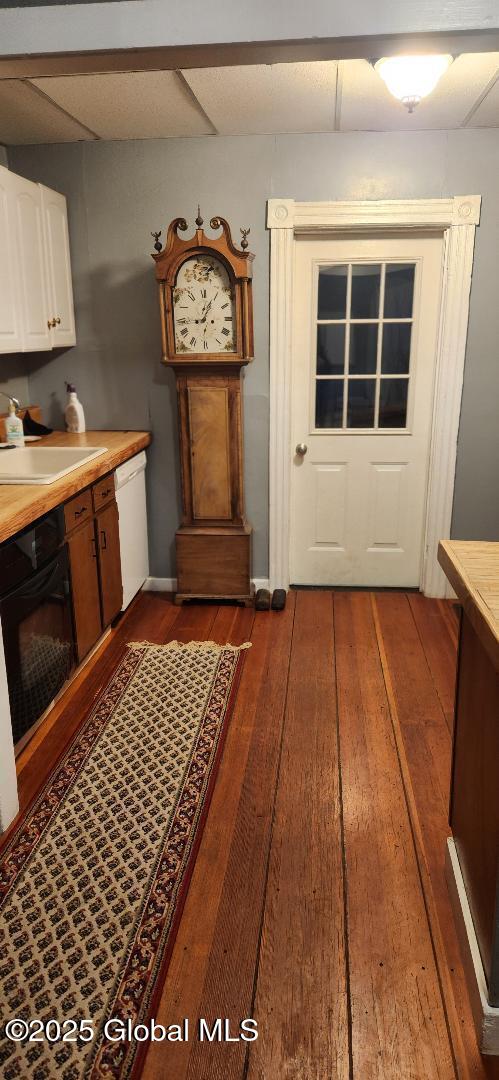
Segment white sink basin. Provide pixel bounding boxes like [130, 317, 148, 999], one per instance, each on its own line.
[0, 446, 108, 485]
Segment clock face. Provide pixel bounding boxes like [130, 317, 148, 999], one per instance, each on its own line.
[173, 254, 236, 354]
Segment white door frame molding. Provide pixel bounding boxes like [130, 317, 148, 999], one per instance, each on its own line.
[267, 195, 481, 598]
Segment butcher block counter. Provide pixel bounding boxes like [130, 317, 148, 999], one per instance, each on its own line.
[0, 430, 151, 545]
[438, 540, 499, 1052]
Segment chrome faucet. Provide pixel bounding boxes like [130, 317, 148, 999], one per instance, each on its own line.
[0, 391, 20, 412]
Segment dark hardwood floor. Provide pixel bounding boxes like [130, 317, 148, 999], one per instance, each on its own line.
[13, 589, 499, 1079]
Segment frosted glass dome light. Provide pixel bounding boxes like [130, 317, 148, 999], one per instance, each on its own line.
[374, 55, 453, 112]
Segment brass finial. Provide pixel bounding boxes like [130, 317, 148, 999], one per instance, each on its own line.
[240, 227, 250, 250]
[151, 230, 162, 252]
[195, 205, 203, 228]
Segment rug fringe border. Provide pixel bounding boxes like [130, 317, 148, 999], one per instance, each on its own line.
[127, 639, 252, 652]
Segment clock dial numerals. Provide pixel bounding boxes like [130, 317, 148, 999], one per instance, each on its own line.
[173, 255, 236, 354]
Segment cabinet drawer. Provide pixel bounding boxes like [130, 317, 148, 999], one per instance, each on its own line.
[92, 474, 115, 512]
[64, 489, 93, 533]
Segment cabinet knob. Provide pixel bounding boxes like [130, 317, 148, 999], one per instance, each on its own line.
[55, 316, 61, 325]
[295, 443, 308, 457]
[47, 317, 56, 329]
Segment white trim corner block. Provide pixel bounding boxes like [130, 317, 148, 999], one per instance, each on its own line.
[452, 196, 481, 226]
[267, 199, 295, 230]
[267, 195, 480, 596]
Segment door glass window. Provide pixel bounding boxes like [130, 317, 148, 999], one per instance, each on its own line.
[315, 381, 344, 428]
[317, 265, 348, 319]
[314, 261, 415, 430]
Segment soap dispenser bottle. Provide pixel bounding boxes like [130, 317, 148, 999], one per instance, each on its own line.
[65, 383, 86, 434]
[5, 401, 25, 446]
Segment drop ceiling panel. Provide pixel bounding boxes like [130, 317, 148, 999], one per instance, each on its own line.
[182, 62, 337, 134]
[467, 74, 499, 125]
[0, 79, 95, 145]
[32, 71, 213, 139]
[340, 53, 499, 130]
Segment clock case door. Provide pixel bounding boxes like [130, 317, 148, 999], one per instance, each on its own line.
[153, 215, 254, 365]
[152, 216, 254, 603]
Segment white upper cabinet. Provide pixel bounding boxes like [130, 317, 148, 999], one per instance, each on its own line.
[14, 173, 51, 351]
[0, 168, 23, 353]
[40, 185, 76, 348]
[0, 165, 76, 354]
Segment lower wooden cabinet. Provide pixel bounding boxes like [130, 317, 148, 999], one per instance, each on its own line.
[66, 517, 102, 663]
[65, 475, 123, 662]
[96, 501, 123, 628]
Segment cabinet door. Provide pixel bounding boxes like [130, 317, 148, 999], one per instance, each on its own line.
[14, 173, 51, 351]
[40, 185, 76, 347]
[97, 501, 123, 627]
[0, 166, 23, 353]
[67, 519, 102, 662]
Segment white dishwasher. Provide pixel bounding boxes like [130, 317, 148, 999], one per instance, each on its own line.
[115, 451, 149, 610]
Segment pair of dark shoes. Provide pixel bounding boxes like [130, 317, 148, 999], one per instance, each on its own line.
[255, 588, 286, 611]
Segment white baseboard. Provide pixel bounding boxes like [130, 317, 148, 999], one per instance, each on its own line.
[144, 577, 270, 593]
[145, 577, 177, 592]
[446, 838, 499, 1054]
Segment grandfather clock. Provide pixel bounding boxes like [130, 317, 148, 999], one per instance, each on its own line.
[152, 211, 254, 605]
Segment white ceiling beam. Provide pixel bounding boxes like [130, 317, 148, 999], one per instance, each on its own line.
[1, 1, 499, 75]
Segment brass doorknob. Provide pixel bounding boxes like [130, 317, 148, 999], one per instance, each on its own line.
[55, 316, 61, 325]
[295, 443, 308, 456]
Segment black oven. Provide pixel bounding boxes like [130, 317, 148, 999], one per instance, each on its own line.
[0, 508, 76, 748]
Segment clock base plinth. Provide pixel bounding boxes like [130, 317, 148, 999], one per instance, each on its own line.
[175, 525, 252, 605]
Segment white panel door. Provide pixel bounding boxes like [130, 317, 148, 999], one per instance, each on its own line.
[40, 184, 76, 347]
[14, 173, 51, 351]
[0, 166, 22, 353]
[290, 234, 443, 587]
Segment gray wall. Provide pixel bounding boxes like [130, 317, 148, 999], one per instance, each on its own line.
[9, 129, 499, 576]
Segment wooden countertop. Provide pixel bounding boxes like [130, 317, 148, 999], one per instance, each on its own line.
[438, 540, 499, 670]
[0, 430, 151, 545]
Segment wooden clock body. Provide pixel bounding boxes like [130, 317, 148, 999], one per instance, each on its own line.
[152, 215, 254, 604]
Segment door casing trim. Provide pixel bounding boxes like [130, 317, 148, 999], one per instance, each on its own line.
[267, 196, 480, 598]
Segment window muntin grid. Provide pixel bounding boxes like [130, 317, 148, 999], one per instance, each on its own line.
[314, 262, 416, 431]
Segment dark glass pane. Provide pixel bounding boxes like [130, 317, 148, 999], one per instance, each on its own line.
[347, 379, 376, 428]
[316, 324, 345, 374]
[317, 265, 347, 319]
[349, 323, 378, 374]
[379, 379, 409, 428]
[351, 264, 381, 318]
[381, 323, 412, 373]
[384, 263, 415, 318]
[315, 381, 344, 428]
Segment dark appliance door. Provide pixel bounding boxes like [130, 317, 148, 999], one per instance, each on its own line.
[0, 546, 75, 745]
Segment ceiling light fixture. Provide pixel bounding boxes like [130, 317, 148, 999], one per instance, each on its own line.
[374, 54, 453, 112]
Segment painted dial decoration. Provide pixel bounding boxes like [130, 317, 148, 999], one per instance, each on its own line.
[173, 255, 236, 354]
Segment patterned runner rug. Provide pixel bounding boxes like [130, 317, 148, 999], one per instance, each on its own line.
[0, 639, 249, 1080]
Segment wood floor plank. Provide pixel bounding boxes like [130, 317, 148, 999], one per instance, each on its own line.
[408, 594, 457, 734]
[10, 588, 497, 1079]
[165, 600, 220, 643]
[246, 589, 350, 1080]
[335, 592, 455, 1078]
[440, 599, 460, 650]
[143, 597, 296, 1080]
[373, 593, 499, 1079]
